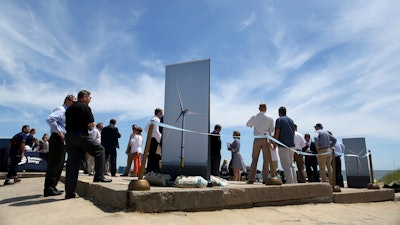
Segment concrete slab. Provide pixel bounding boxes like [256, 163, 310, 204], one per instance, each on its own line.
[2, 172, 396, 213]
[333, 187, 395, 203]
[61, 173, 395, 213]
[60, 174, 334, 212]
[126, 182, 334, 212]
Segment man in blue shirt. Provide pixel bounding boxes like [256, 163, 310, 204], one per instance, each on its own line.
[273, 106, 296, 184]
[314, 123, 337, 183]
[44, 94, 76, 197]
[4, 125, 30, 185]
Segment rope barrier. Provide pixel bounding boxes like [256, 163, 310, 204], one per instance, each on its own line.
[150, 121, 369, 158]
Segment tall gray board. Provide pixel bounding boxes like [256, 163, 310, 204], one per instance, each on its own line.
[342, 137, 370, 188]
[162, 59, 210, 180]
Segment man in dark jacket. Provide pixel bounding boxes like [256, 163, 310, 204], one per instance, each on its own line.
[303, 133, 320, 182]
[65, 90, 111, 199]
[101, 119, 121, 176]
[210, 124, 222, 176]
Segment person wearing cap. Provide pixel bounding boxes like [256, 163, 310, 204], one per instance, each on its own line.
[246, 103, 275, 184]
[273, 106, 296, 184]
[210, 124, 222, 176]
[314, 123, 337, 183]
[327, 131, 345, 187]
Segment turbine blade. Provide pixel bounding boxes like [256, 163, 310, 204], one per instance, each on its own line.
[186, 111, 207, 116]
[176, 81, 184, 111]
[175, 111, 184, 124]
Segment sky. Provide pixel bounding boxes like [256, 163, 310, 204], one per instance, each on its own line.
[0, 1, 399, 172]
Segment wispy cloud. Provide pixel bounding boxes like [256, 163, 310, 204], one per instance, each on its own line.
[237, 12, 256, 31]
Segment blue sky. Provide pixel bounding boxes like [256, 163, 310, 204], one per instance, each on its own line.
[1, 1, 399, 171]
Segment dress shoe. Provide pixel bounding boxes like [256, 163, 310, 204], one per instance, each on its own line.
[44, 188, 62, 197]
[14, 178, 21, 183]
[65, 193, 76, 199]
[54, 187, 64, 193]
[93, 176, 112, 183]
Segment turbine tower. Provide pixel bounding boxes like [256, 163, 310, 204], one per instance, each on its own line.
[175, 81, 205, 167]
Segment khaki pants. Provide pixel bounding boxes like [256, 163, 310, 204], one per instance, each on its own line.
[248, 138, 270, 182]
[317, 148, 332, 182]
[293, 152, 306, 183]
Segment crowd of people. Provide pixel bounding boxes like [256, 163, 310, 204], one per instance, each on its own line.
[4, 92, 344, 197]
[212, 102, 345, 187]
[3, 90, 162, 199]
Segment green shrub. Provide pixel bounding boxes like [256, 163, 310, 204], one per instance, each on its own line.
[378, 170, 400, 184]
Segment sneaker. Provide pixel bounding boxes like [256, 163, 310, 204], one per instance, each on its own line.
[4, 179, 11, 185]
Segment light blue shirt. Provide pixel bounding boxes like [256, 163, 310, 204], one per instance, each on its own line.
[46, 104, 68, 134]
[333, 142, 345, 157]
[314, 129, 337, 149]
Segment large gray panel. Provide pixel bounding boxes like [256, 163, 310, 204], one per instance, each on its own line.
[162, 59, 210, 178]
[342, 137, 370, 188]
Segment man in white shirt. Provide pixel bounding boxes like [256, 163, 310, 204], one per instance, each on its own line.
[145, 108, 163, 173]
[87, 122, 103, 176]
[293, 124, 306, 183]
[246, 103, 274, 184]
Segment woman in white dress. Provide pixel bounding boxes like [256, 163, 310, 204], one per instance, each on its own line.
[130, 127, 143, 177]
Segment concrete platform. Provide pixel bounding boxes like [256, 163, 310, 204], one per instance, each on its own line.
[333, 187, 395, 203]
[60, 173, 395, 213]
[1, 172, 396, 213]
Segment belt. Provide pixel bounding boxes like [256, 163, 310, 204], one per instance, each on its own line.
[67, 131, 87, 135]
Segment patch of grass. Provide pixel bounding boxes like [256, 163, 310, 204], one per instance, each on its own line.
[378, 169, 400, 184]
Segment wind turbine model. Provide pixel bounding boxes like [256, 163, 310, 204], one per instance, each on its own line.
[175, 81, 205, 167]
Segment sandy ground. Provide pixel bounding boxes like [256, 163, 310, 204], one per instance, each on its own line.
[1, 177, 399, 225]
